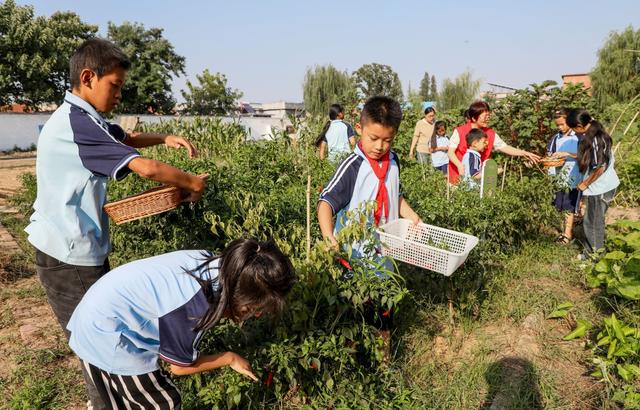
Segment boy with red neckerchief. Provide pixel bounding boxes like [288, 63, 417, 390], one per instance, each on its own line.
[317, 96, 421, 361]
[317, 96, 421, 250]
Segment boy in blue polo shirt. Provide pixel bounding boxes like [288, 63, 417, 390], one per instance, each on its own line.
[317, 96, 421, 250]
[317, 104, 356, 161]
[25, 38, 204, 408]
[461, 128, 488, 188]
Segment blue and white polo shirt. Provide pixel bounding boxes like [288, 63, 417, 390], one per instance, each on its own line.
[25, 91, 140, 266]
[546, 131, 582, 189]
[462, 149, 482, 188]
[67, 250, 216, 375]
[319, 145, 401, 233]
[321, 120, 355, 160]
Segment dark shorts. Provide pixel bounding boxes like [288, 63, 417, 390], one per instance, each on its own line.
[553, 189, 581, 213]
[34, 249, 109, 336]
[434, 164, 448, 175]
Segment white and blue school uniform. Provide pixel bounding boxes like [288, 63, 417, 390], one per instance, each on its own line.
[67, 250, 216, 376]
[461, 149, 482, 188]
[319, 145, 400, 270]
[583, 138, 619, 197]
[321, 120, 355, 160]
[547, 131, 581, 189]
[25, 91, 140, 266]
[431, 135, 450, 173]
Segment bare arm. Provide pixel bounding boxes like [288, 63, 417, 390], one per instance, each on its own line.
[577, 166, 605, 191]
[169, 352, 257, 381]
[399, 197, 421, 224]
[319, 142, 327, 160]
[497, 145, 540, 162]
[409, 125, 420, 159]
[128, 157, 205, 202]
[317, 201, 338, 248]
[124, 133, 197, 158]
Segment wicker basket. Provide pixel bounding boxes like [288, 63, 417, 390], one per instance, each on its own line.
[104, 174, 207, 224]
[541, 157, 565, 168]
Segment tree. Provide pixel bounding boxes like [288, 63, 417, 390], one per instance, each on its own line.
[592, 26, 640, 109]
[108, 21, 185, 114]
[181, 69, 242, 115]
[0, 0, 97, 109]
[302, 65, 357, 117]
[419, 71, 430, 101]
[430, 75, 438, 101]
[353, 63, 403, 101]
[437, 70, 481, 111]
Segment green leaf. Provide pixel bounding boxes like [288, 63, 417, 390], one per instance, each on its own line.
[605, 251, 627, 260]
[546, 302, 574, 319]
[563, 319, 591, 340]
[617, 364, 632, 382]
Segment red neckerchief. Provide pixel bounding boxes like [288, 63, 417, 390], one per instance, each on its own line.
[359, 143, 390, 225]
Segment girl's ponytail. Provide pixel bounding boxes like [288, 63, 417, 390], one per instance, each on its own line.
[568, 108, 612, 173]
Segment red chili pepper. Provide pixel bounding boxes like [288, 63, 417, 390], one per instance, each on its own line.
[310, 361, 318, 370]
[338, 257, 353, 271]
[382, 309, 391, 318]
[263, 371, 273, 387]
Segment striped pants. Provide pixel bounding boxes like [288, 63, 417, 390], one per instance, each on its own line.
[81, 360, 181, 409]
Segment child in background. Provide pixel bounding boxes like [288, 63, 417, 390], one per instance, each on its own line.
[317, 104, 356, 161]
[567, 108, 620, 260]
[546, 108, 582, 244]
[461, 129, 488, 188]
[430, 120, 449, 174]
[67, 239, 296, 408]
[25, 38, 204, 407]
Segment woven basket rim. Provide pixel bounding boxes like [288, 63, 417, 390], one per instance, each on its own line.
[104, 185, 180, 209]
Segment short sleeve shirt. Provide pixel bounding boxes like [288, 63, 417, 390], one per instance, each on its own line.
[68, 250, 217, 375]
[431, 136, 450, 167]
[25, 91, 140, 265]
[583, 139, 620, 196]
[322, 120, 355, 160]
[461, 149, 482, 188]
[546, 131, 582, 189]
[319, 145, 401, 232]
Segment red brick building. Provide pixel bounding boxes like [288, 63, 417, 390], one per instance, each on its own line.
[561, 73, 591, 95]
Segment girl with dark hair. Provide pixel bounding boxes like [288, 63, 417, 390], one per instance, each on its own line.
[317, 103, 356, 160]
[66, 239, 296, 408]
[566, 108, 620, 259]
[430, 120, 450, 174]
[447, 101, 541, 183]
[545, 109, 582, 244]
[409, 106, 436, 163]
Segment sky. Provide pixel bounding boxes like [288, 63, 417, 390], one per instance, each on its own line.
[19, 0, 640, 103]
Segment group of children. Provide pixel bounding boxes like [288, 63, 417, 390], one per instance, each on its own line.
[26, 36, 620, 408]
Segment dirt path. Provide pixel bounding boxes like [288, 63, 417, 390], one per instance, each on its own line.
[0, 155, 35, 213]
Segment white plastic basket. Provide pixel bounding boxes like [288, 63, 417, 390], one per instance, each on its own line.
[377, 219, 479, 276]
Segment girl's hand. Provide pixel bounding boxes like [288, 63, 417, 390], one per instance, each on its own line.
[165, 135, 198, 158]
[456, 163, 465, 175]
[228, 353, 258, 382]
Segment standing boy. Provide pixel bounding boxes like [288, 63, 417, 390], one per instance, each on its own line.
[461, 128, 488, 188]
[317, 96, 421, 248]
[24, 38, 204, 408]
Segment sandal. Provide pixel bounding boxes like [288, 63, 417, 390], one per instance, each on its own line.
[555, 234, 571, 244]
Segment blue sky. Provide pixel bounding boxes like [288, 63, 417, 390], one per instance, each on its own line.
[20, 0, 640, 103]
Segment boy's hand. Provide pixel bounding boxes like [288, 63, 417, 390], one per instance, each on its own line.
[228, 353, 258, 382]
[165, 135, 198, 158]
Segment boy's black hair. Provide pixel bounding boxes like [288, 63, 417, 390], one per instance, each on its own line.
[466, 128, 487, 147]
[554, 107, 569, 119]
[69, 38, 131, 90]
[360, 96, 403, 131]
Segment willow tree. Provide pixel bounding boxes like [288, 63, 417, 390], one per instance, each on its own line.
[438, 70, 481, 111]
[302, 65, 357, 117]
[592, 26, 640, 109]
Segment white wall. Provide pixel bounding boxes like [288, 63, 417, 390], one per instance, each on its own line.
[0, 113, 291, 151]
